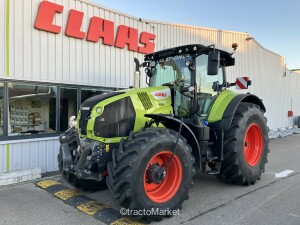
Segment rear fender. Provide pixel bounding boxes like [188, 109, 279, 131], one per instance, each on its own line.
[209, 94, 266, 131]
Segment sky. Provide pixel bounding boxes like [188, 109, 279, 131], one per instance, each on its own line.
[92, 0, 299, 70]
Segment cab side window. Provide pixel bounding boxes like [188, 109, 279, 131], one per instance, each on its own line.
[195, 55, 223, 117]
[195, 55, 223, 95]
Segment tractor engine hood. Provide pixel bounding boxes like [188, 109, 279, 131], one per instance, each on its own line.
[77, 87, 173, 141]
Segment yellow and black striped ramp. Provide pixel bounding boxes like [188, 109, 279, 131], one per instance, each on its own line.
[36, 180, 144, 225]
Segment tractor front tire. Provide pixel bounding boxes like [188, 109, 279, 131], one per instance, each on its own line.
[217, 103, 269, 185]
[58, 147, 107, 191]
[106, 128, 195, 220]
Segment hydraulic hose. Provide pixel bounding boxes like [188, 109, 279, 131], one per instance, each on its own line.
[164, 116, 184, 173]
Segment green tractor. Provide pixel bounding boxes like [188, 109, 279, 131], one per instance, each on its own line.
[58, 44, 269, 218]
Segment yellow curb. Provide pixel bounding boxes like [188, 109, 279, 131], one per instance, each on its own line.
[110, 217, 145, 225]
[54, 189, 82, 201]
[77, 200, 108, 215]
[36, 180, 60, 189]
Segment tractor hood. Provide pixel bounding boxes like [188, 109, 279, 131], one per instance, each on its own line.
[80, 91, 125, 112]
[78, 86, 173, 143]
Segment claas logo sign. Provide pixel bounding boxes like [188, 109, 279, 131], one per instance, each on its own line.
[155, 92, 167, 97]
[151, 90, 171, 100]
[34, 1, 156, 54]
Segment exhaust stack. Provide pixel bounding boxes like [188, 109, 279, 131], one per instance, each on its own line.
[134, 58, 140, 88]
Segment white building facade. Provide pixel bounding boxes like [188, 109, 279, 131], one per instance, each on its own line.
[0, 0, 299, 176]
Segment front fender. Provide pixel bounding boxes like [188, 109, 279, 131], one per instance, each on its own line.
[144, 114, 201, 171]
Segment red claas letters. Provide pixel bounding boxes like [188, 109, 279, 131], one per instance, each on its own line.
[34, 1, 156, 54]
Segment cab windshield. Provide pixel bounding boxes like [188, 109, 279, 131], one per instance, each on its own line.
[149, 55, 192, 87]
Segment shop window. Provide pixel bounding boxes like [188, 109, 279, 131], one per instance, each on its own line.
[8, 83, 57, 136]
[81, 88, 103, 103]
[0, 83, 4, 136]
[60, 88, 77, 132]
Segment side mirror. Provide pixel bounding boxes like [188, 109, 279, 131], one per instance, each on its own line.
[207, 50, 220, 75]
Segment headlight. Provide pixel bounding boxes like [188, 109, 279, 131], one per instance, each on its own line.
[96, 107, 102, 114]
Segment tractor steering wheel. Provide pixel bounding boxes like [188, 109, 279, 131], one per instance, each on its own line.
[162, 79, 182, 87]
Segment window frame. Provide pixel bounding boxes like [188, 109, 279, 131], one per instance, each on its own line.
[0, 79, 117, 141]
[59, 87, 79, 132]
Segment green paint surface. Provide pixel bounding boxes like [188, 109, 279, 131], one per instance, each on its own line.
[5, 0, 10, 77]
[6, 144, 10, 172]
[208, 90, 237, 123]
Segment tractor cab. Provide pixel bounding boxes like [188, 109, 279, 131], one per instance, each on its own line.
[143, 44, 235, 119]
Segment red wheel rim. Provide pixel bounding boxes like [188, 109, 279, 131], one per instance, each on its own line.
[144, 151, 182, 203]
[244, 123, 263, 166]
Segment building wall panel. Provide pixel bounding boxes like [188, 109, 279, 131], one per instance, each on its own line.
[21, 142, 30, 170]
[37, 140, 47, 172]
[0, 138, 60, 174]
[0, 145, 6, 173]
[30, 141, 39, 170]
[0, 0, 5, 77]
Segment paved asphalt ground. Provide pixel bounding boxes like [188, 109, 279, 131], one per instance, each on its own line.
[1, 134, 300, 225]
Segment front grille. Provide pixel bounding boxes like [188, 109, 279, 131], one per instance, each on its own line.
[79, 91, 125, 135]
[94, 97, 136, 138]
[137, 92, 153, 110]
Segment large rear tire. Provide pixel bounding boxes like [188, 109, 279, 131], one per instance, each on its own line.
[58, 148, 107, 191]
[216, 103, 269, 185]
[106, 128, 195, 220]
